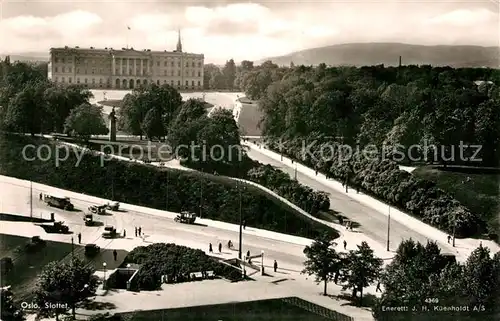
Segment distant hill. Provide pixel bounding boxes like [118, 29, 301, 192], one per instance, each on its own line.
[1, 52, 48, 62]
[257, 43, 499, 68]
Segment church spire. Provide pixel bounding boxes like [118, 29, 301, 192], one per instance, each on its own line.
[176, 29, 182, 52]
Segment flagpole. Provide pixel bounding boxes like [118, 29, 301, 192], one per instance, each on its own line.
[126, 26, 130, 49]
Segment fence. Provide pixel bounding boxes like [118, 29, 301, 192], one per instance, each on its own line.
[282, 297, 354, 321]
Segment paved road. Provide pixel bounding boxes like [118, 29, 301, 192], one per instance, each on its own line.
[245, 148, 454, 255]
[0, 177, 306, 273]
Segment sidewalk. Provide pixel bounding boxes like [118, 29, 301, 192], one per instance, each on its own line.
[243, 142, 499, 260]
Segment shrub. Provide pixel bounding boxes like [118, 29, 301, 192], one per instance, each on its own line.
[122, 243, 243, 290]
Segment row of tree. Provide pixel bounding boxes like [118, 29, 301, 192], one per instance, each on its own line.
[251, 65, 499, 237]
[0, 60, 107, 139]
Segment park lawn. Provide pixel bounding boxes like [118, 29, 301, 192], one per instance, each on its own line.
[119, 298, 332, 321]
[412, 166, 500, 235]
[0, 234, 128, 301]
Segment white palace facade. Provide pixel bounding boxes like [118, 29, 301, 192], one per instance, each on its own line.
[47, 33, 204, 90]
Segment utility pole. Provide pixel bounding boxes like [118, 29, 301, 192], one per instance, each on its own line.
[238, 180, 243, 260]
[386, 206, 391, 251]
[199, 170, 203, 218]
[30, 181, 33, 218]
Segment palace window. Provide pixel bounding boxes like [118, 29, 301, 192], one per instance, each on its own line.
[85, 78, 88, 83]
[69, 78, 72, 83]
[177, 70, 180, 76]
[198, 80, 201, 86]
[77, 78, 80, 84]
[69, 67, 72, 73]
[62, 77, 65, 83]
[198, 71, 201, 77]
[62, 67, 65, 72]
[55, 67, 58, 72]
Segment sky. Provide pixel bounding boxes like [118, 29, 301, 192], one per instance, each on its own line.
[0, 0, 498, 64]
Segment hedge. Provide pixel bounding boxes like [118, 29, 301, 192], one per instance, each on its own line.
[0, 133, 338, 240]
[117, 243, 242, 290]
[267, 138, 483, 238]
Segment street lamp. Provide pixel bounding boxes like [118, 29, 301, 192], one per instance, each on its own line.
[261, 250, 264, 275]
[238, 181, 243, 260]
[102, 262, 107, 289]
[386, 206, 391, 251]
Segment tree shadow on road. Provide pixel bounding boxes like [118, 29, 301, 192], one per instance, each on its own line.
[80, 300, 116, 311]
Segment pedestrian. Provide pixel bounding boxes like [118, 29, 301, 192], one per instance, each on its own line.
[343, 240, 347, 250]
[274, 260, 278, 272]
[447, 235, 451, 243]
[243, 220, 246, 229]
[39, 193, 42, 200]
[376, 281, 382, 292]
[77, 233, 81, 244]
[135, 227, 137, 237]
[113, 249, 117, 261]
[246, 250, 250, 260]
[315, 170, 318, 176]
[123, 229, 126, 237]
[218, 242, 222, 253]
[209, 243, 213, 253]
[138, 227, 141, 236]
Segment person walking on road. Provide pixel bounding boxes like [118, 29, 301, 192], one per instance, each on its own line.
[123, 229, 126, 238]
[218, 243, 222, 253]
[343, 240, 347, 250]
[376, 281, 382, 292]
[77, 233, 81, 244]
[447, 235, 451, 243]
[274, 260, 278, 272]
[138, 227, 142, 236]
[39, 193, 42, 200]
[243, 220, 246, 230]
[246, 250, 250, 261]
[113, 250, 117, 261]
[135, 227, 137, 237]
[209, 243, 213, 253]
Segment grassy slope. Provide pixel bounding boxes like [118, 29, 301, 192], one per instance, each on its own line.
[412, 166, 500, 234]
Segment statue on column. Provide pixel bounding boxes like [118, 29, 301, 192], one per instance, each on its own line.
[108, 107, 117, 142]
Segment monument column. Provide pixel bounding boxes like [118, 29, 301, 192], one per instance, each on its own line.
[108, 107, 117, 142]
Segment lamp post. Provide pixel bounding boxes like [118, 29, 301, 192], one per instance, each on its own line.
[386, 206, 391, 252]
[453, 179, 469, 247]
[261, 250, 264, 275]
[238, 180, 243, 260]
[103, 262, 107, 289]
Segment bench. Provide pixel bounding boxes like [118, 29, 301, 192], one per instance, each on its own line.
[189, 271, 215, 280]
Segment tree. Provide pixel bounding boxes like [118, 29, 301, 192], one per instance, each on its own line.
[117, 84, 182, 140]
[173, 98, 207, 124]
[340, 241, 383, 304]
[462, 246, 500, 308]
[302, 232, 343, 296]
[1, 287, 24, 321]
[2, 80, 50, 135]
[64, 103, 108, 142]
[44, 84, 93, 133]
[222, 59, 237, 89]
[34, 257, 98, 321]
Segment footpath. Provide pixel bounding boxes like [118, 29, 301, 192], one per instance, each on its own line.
[242, 141, 499, 261]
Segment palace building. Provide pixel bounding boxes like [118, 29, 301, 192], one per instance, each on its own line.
[48, 31, 204, 90]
